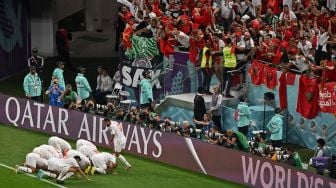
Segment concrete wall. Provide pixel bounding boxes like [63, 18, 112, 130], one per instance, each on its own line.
[30, 0, 55, 56]
[52, 0, 84, 22]
[101, 0, 118, 22]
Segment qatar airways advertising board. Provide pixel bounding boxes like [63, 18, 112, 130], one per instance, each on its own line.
[0, 93, 335, 187]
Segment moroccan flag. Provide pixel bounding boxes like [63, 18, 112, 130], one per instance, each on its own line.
[286, 72, 296, 85]
[125, 35, 159, 59]
[296, 75, 320, 119]
[159, 38, 174, 57]
[248, 60, 264, 85]
[122, 26, 133, 49]
[189, 38, 199, 64]
[263, 65, 277, 90]
[279, 72, 287, 109]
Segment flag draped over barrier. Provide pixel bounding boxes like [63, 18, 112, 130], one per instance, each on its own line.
[296, 75, 320, 119]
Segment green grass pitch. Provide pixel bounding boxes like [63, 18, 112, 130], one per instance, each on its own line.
[0, 124, 245, 188]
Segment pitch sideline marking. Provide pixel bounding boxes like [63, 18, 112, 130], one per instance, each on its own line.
[0, 162, 67, 188]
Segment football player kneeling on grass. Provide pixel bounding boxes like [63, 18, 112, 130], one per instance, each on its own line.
[32, 144, 63, 160]
[66, 149, 91, 170]
[90, 152, 118, 175]
[76, 139, 98, 151]
[15, 153, 48, 174]
[48, 136, 72, 156]
[37, 156, 91, 184]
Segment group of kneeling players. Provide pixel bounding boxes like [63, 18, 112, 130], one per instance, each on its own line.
[15, 119, 132, 184]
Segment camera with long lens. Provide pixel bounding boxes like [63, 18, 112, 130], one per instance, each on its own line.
[208, 132, 224, 139]
[169, 121, 181, 127]
[330, 155, 336, 179]
[275, 150, 289, 161]
[265, 145, 282, 155]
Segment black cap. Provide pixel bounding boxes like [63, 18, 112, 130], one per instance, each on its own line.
[32, 48, 38, 53]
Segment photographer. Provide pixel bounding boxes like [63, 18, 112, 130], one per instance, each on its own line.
[46, 77, 64, 107]
[139, 107, 152, 127]
[150, 114, 164, 130]
[175, 121, 196, 138]
[60, 84, 80, 109]
[249, 132, 267, 156]
[115, 108, 126, 121]
[310, 138, 331, 175]
[207, 126, 222, 145]
[126, 106, 140, 124]
[284, 146, 303, 169]
[223, 129, 249, 152]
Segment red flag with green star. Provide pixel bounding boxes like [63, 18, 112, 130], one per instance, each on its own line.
[296, 75, 320, 119]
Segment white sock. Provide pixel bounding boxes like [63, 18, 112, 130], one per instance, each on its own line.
[118, 155, 131, 166]
[40, 170, 57, 178]
[60, 172, 74, 181]
[18, 166, 32, 173]
[95, 168, 106, 174]
[57, 172, 66, 180]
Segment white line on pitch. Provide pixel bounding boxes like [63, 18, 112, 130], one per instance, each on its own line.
[0, 162, 67, 188]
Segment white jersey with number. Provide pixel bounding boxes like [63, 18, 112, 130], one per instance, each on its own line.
[26, 153, 47, 168]
[66, 149, 90, 168]
[91, 152, 116, 170]
[76, 139, 97, 150]
[48, 136, 71, 153]
[78, 145, 99, 158]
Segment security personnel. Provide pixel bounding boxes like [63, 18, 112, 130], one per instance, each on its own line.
[267, 108, 284, 148]
[75, 66, 92, 104]
[27, 48, 44, 74]
[52, 61, 66, 89]
[211, 38, 237, 97]
[237, 95, 251, 138]
[23, 66, 42, 101]
[199, 40, 213, 94]
[140, 70, 153, 108]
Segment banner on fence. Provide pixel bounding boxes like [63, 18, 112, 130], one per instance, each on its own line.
[319, 82, 336, 115]
[0, 93, 335, 187]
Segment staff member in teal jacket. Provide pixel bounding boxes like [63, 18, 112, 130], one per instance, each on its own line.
[23, 66, 42, 101]
[267, 108, 284, 148]
[75, 66, 92, 104]
[140, 70, 153, 108]
[237, 95, 251, 138]
[52, 61, 65, 89]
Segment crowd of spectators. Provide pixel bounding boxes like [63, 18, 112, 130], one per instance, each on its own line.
[23, 0, 336, 177]
[115, 0, 336, 90]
